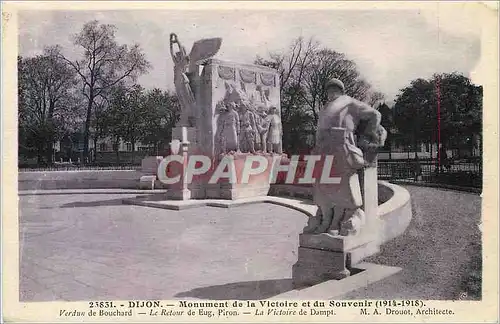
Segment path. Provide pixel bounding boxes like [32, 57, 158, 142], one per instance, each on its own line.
[18, 186, 481, 301]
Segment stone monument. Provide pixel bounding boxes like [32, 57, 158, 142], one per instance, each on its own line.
[292, 78, 388, 287]
[164, 34, 283, 200]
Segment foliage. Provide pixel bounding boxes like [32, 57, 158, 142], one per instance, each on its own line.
[18, 20, 184, 166]
[60, 20, 151, 162]
[393, 72, 482, 154]
[100, 85, 180, 162]
[18, 48, 79, 164]
[140, 88, 180, 154]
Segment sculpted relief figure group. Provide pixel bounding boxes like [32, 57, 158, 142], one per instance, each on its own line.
[215, 82, 283, 156]
[170, 33, 283, 157]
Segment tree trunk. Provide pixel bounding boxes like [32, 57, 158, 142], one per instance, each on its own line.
[93, 138, 98, 162]
[83, 91, 94, 165]
[37, 141, 44, 166]
[115, 141, 120, 164]
[131, 141, 136, 164]
[45, 141, 53, 165]
[413, 135, 418, 159]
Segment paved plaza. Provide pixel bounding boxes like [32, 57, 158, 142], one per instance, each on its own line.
[19, 186, 481, 301]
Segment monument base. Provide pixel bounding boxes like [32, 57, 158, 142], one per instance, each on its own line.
[219, 182, 271, 200]
[292, 232, 380, 288]
[171, 126, 198, 150]
[141, 156, 164, 175]
[139, 175, 157, 190]
[138, 156, 165, 189]
[165, 188, 192, 200]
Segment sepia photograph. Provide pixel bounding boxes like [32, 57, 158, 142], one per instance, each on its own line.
[2, 1, 498, 323]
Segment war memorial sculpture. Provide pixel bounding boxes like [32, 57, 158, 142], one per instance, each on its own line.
[135, 33, 410, 286]
[13, 7, 490, 317]
[159, 33, 284, 200]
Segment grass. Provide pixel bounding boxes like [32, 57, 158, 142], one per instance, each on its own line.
[345, 186, 482, 300]
[458, 240, 482, 300]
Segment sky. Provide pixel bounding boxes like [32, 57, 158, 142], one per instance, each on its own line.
[18, 8, 481, 102]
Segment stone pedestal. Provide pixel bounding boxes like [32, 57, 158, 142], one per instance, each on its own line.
[141, 156, 164, 175]
[293, 164, 382, 288]
[138, 156, 165, 189]
[171, 127, 198, 152]
[139, 175, 157, 190]
[164, 126, 195, 200]
[292, 247, 349, 287]
[292, 232, 379, 288]
[216, 154, 274, 199]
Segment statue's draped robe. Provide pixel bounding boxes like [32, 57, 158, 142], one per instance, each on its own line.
[313, 95, 379, 210]
[216, 110, 239, 153]
[173, 68, 196, 124]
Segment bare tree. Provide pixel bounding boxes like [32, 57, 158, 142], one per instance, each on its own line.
[368, 91, 386, 107]
[301, 49, 372, 125]
[256, 37, 382, 152]
[60, 20, 151, 163]
[255, 37, 319, 152]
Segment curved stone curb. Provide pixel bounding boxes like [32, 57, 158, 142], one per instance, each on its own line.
[19, 189, 167, 196]
[122, 195, 317, 215]
[377, 181, 413, 243]
[271, 262, 402, 300]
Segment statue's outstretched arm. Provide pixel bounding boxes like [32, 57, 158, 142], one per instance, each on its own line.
[169, 33, 178, 62]
[352, 100, 381, 138]
[170, 33, 188, 65]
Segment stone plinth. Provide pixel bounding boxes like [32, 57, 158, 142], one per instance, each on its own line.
[163, 126, 196, 200]
[217, 153, 275, 199]
[139, 175, 157, 190]
[292, 248, 349, 287]
[171, 127, 198, 153]
[141, 156, 164, 175]
[292, 232, 379, 288]
[293, 163, 382, 288]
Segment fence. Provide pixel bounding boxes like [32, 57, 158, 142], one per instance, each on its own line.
[378, 158, 482, 189]
[20, 153, 483, 190]
[19, 163, 140, 172]
[274, 157, 482, 189]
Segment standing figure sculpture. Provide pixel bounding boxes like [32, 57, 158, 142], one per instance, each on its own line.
[255, 109, 268, 152]
[238, 103, 257, 153]
[303, 78, 386, 236]
[263, 106, 283, 154]
[169, 33, 222, 127]
[170, 33, 196, 127]
[215, 102, 240, 155]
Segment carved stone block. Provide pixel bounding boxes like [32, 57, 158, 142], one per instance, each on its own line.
[292, 247, 349, 288]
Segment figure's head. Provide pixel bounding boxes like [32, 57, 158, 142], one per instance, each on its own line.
[217, 101, 227, 113]
[175, 52, 189, 65]
[269, 106, 277, 115]
[227, 102, 236, 111]
[325, 78, 345, 100]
